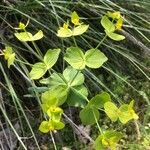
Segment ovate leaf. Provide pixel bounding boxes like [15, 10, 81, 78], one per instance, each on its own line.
[94, 135, 104, 150]
[80, 106, 100, 125]
[119, 104, 132, 124]
[85, 48, 108, 68]
[57, 27, 72, 38]
[104, 102, 119, 122]
[119, 100, 139, 124]
[44, 49, 60, 69]
[67, 86, 88, 108]
[101, 16, 115, 32]
[14, 32, 32, 41]
[72, 25, 89, 36]
[88, 92, 111, 109]
[32, 30, 44, 41]
[53, 121, 65, 130]
[63, 66, 84, 86]
[64, 47, 85, 70]
[29, 62, 47, 80]
[105, 30, 125, 41]
[39, 121, 52, 133]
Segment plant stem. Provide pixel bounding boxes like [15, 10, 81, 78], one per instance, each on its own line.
[63, 113, 94, 143]
[69, 70, 80, 86]
[50, 131, 58, 150]
[32, 41, 43, 58]
[93, 110, 103, 134]
[15, 59, 32, 66]
[73, 36, 78, 47]
[96, 34, 107, 49]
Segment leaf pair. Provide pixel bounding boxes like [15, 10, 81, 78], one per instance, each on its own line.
[94, 130, 123, 150]
[80, 92, 111, 125]
[29, 49, 60, 79]
[57, 11, 89, 37]
[15, 30, 44, 42]
[64, 47, 108, 70]
[39, 120, 65, 133]
[101, 11, 125, 41]
[3, 46, 15, 68]
[104, 100, 139, 124]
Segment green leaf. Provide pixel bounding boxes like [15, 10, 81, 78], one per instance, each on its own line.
[44, 67, 87, 107]
[14, 30, 43, 41]
[72, 25, 89, 36]
[67, 86, 88, 108]
[119, 100, 139, 124]
[105, 30, 125, 41]
[57, 27, 72, 38]
[94, 135, 104, 150]
[63, 66, 84, 86]
[41, 88, 67, 109]
[101, 16, 115, 32]
[79, 106, 100, 125]
[49, 73, 67, 87]
[43, 49, 60, 69]
[85, 48, 108, 68]
[49, 86, 68, 106]
[64, 47, 86, 70]
[14, 32, 32, 41]
[104, 130, 123, 143]
[53, 121, 65, 130]
[119, 104, 132, 124]
[104, 102, 119, 122]
[71, 11, 80, 25]
[32, 30, 44, 41]
[29, 62, 47, 80]
[88, 92, 111, 109]
[39, 121, 51, 133]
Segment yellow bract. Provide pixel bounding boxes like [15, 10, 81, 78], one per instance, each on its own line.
[3, 46, 15, 68]
[107, 11, 121, 20]
[57, 11, 89, 38]
[116, 17, 123, 30]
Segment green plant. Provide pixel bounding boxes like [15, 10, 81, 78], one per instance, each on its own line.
[1, 10, 140, 150]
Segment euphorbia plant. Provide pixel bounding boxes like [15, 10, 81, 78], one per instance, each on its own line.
[1, 11, 140, 150]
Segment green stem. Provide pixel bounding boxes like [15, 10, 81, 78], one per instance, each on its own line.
[96, 34, 107, 49]
[32, 41, 43, 58]
[50, 131, 57, 150]
[15, 59, 32, 66]
[73, 36, 77, 47]
[69, 70, 80, 86]
[93, 110, 103, 134]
